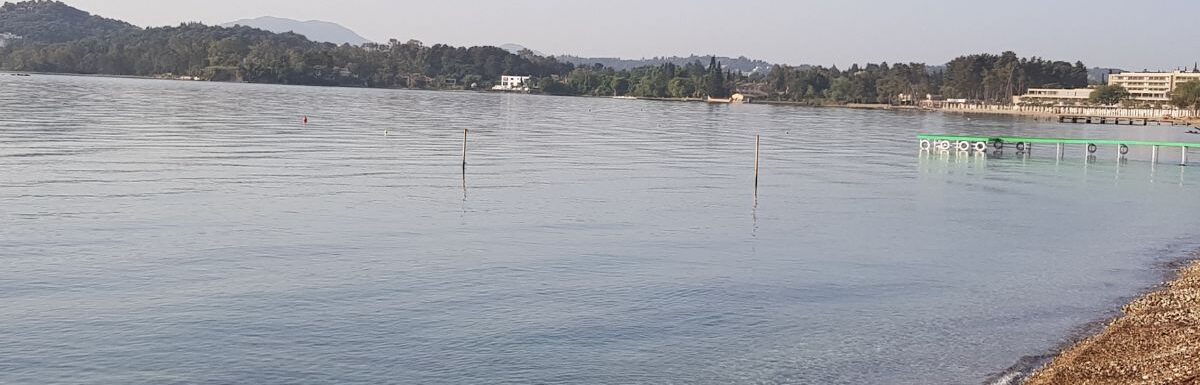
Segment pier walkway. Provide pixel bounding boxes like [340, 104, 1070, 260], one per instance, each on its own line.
[918, 134, 1200, 165]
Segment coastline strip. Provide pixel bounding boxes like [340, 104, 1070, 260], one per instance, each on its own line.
[1024, 260, 1200, 385]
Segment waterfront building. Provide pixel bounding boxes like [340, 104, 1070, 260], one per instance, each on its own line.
[1107, 70, 1200, 102]
[1012, 88, 1094, 105]
[1012, 68, 1200, 105]
[492, 75, 531, 91]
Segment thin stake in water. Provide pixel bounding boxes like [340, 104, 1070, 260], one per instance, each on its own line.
[754, 135, 761, 197]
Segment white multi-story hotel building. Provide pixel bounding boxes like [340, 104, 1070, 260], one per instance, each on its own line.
[1012, 88, 1094, 104]
[492, 75, 531, 91]
[1107, 70, 1200, 102]
[1014, 69, 1200, 105]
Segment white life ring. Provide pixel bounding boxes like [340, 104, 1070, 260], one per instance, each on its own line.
[920, 140, 931, 150]
[938, 141, 952, 151]
[957, 141, 971, 151]
[974, 142, 987, 152]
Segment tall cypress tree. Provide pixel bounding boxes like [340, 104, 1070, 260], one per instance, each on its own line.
[704, 56, 729, 98]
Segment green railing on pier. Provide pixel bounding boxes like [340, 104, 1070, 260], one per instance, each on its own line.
[917, 134, 1200, 148]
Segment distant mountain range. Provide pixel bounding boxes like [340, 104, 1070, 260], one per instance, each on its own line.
[220, 16, 371, 45]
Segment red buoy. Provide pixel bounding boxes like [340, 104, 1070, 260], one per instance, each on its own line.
[303, 115, 309, 125]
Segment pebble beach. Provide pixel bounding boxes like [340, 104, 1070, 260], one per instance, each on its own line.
[1026, 259, 1200, 385]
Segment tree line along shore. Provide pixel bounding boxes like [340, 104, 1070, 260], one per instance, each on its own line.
[10, 0, 1200, 110]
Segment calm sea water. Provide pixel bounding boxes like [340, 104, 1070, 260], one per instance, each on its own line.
[3, 74, 1200, 385]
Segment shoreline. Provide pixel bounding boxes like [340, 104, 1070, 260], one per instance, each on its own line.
[1022, 256, 1200, 385]
[7, 70, 1195, 126]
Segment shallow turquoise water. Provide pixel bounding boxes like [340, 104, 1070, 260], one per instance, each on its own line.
[2, 74, 1200, 384]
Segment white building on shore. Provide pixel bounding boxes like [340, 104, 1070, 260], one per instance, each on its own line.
[1107, 70, 1200, 102]
[1012, 88, 1094, 105]
[1013, 68, 1200, 105]
[492, 75, 531, 91]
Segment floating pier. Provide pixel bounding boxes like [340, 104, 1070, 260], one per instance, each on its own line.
[1055, 115, 1192, 126]
[918, 134, 1199, 165]
[1058, 115, 1149, 125]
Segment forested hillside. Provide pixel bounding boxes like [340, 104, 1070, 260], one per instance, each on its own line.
[0, 0, 135, 43]
[0, 1, 1094, 104]
[0, 1, 574, 87]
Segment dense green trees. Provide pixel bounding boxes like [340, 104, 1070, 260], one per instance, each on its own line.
[558, 54, 770, 73]
[753, 53, 1089, 104]
[1089, 85, 1130, 105]
[0, 0, 135, 43]
[703, 57, 731, 98]
[941, 52, 1088, 103]
[535, 60, 737, 99]
[757, 62, 934, 104]
[1170, 81, 1200, 109]
[0, 21, 575, 87]
[0, 1, 577, 87]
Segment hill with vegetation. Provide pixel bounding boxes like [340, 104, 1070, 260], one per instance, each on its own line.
[221, 16, 371, 46]
[0, 1, 573, 87]
[0, 0, 136, 43]
[0, 1, 1099, 105]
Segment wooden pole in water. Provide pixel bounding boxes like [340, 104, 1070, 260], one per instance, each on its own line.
[462, 129, 468, 170]
[754, 135, 761, 196]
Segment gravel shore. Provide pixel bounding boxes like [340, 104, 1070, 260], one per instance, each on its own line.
[1025, 260, 1200, 385]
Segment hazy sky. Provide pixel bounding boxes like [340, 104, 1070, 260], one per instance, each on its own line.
[66, 0, 1197, 70]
